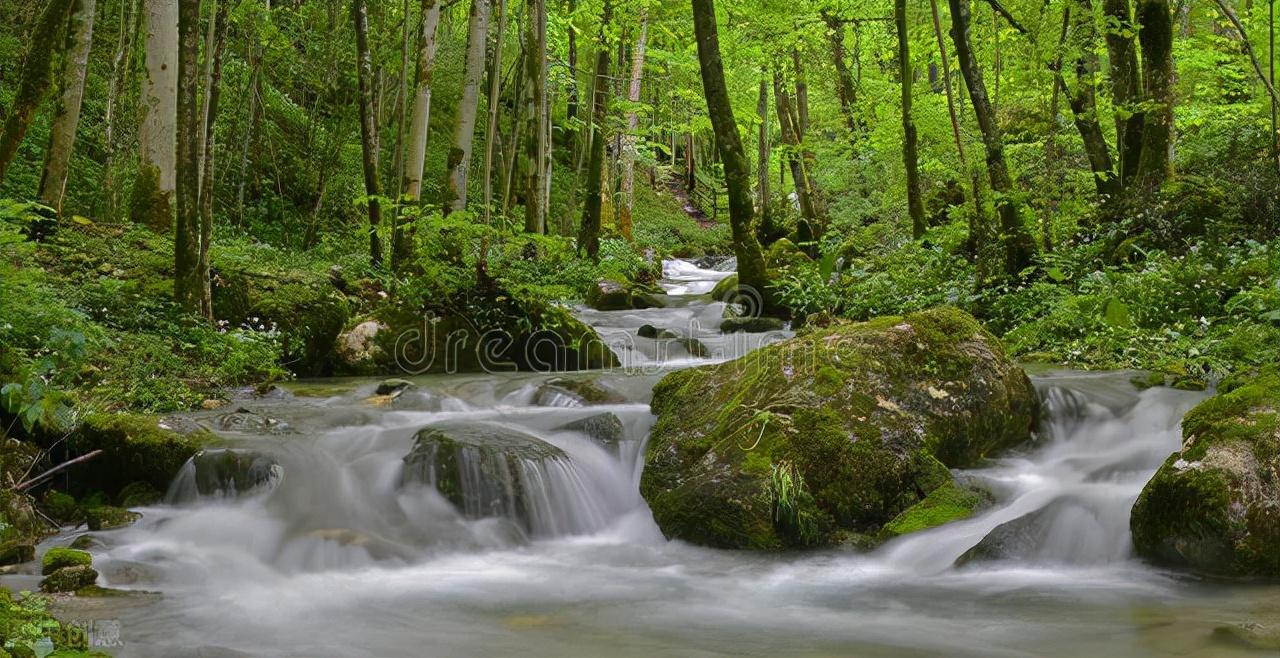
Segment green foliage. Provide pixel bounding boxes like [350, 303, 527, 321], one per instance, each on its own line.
[0, 589, 103, 657]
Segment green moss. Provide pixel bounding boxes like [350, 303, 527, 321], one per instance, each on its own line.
[39, 565, 98, 593]
[83, 505, 139, 531]
[41, 548, 91, 575]
[879, 482, 988, 539]
[70, 413, 213, 499]
[40, 491, 81, 525]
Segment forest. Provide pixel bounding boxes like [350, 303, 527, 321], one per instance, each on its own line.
[1, 0, 1280, 653]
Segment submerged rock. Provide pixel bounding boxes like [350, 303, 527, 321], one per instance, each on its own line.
[171, 448, 283, 500]
[642, 307, 1039, 550]
[555, 413, 626, 453]
[213, 407, 294, 434]
[533, 377, 626, 407]
[401, 421, 568, 532]
[1131, 370, 1280, 577]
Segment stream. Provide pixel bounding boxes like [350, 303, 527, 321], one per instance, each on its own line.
[24, 260, 1280, 656]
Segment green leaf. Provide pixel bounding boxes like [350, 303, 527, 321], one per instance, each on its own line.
[1047, 266, 1068, 282]
[1104, 298, 1132, 328]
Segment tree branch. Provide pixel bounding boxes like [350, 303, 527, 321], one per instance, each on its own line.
[13, 450, 103, 492]
[981, 0, 1030, 34]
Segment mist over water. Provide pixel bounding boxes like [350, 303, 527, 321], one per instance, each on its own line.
[61, 261, 1280, 657]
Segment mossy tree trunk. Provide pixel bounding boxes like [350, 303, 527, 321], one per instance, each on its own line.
[949, 0, 1037, 279]
[38, 0, 97, 216]
[756, 79, 772, 228]
[617, 9, 649, 242]
[773, 72, 820, 242]
[1135, 0, 1174, 191]
[521, 0, 549, 233]
[353, 0, 383, 267]
[1059, 0, 1120, 199]
[897, 0, 926, 239]
[481, 0, 506, 227]
[691, 0, 770, 302]
[196, 0, 229, 318]
[174, 0, 207, 317]
[133, 0, 179, 231]
[0, 0, 74, 187]
[1102, 0, 1144, 190]
[577, 5, 611, 262]
[823, 11, 863, 140]
[444, 0, 491, 216]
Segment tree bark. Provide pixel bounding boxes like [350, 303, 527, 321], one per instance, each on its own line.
[949, 0, 1037, 278]
[617, 9, 649, 241]
[0, 0, 74, 187]
[174, 0, 205, 315]
[1102, 0, 1144, 188]
[929, 0, 966, 164]
[132, 0, 179, 230]
[521, 0, 549, 233]
[1134, 0, 1174, 190]
[823, 11, 863, 139]
[103, 0, 139, 216]
[578, 2, 611, 261]
[897, 0, 926, 239]
[691, 0, 770, 299]
[196, 0, 229, 318]
[774, 72, 820, 239]
[482, 0, 507, 226]
[1058, 0, 1120, 199]
[791, 50, 810, 137]
[235, 0, 269, 226]
[445, 0, 492, 215]
[354, 0, 384, 266]
[756, 79, 770, 220]
[39, 0, 97, 216]
[402, 0, 442, 202]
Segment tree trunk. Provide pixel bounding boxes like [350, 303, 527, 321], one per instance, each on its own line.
[577, 2, 612, 261]
[1135, 0, 1174, 190]
[354, 0, 384, 266]
[1059, 0, 1120, 199]
[756, 78, 770, 220]
[929, 0, 966, 164]
[949, 0, 1037, 278]
[174, 0, 205, 315]
[235, 0, 269, 226]
[691, 0, 770, 299]
[132, 0, 179, 230]
[0, 0, 74, 186]
[482, 0, 507, 226]
[196, 0, 229, 318]
[521, 0, 549, 233]
[394, 0, 442, 267]
[791, 50, 810, 137]
[103, 0, 139, 216]
[773, 73, 819, 237]
[617, 9, 649, 241]
[445, 0, 492, 215]
[567, 0, 580, 122]
[1102, 0, 1144, 188]
[823, 13, 863, 140]
[897, 0, 926, 239]
[39, 0, 97, 215]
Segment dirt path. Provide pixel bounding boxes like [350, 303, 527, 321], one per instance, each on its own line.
[665, 173, 718, 230]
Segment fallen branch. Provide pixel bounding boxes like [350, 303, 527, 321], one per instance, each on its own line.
[14, 450, 103, 492]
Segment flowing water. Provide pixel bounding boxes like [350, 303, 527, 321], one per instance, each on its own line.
[24, 260, 1280, 657]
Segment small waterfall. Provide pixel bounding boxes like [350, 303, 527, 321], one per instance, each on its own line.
[878, 373, 1207, 573]
[166, 448, 285, 502]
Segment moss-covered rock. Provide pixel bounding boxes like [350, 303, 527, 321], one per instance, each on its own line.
[174, 449, 282, 500]
[40, 564, 99, 593]
[555, 413, 625, 453]
[720, 316, 786, 334]
[400, 421, 568, 531]
[1131, 370, 1280, 577]
[84, 505, 140, 531]
[41, 548, 91, 575]
[642, 307, 1039, 550]
[708, 273, 739, 301]
[585, 279, 660, 311]
[211, 271, 351, 377]
[879, 482, 990, 540]
[69, 413, 214, 500]
[0, 542, 34, 567]
[533, 377, 626, 407]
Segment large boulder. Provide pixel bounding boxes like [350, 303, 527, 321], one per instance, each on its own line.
[585, 279, 661, 311]
[69, 413, 214, 501]
[400, 421, 568, 531]
[211, 272, 351, 377]
[168, 448, 284, 500]
[1131, 371, 1280, 577]
[641, 307, 1039, 550]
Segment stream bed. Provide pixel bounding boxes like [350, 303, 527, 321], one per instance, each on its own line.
[19, 260, 1280, 657]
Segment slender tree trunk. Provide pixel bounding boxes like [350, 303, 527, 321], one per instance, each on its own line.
[39, 0, 97, 216]
[502, 48, 527, 214]
[1271, 0, 1278, 169]
[756, 79, 770, 219]
[354, 0, 384, 266]
[949, 0, 1037, 278]
[445, 0, 492, 215]
[395, 0, 442, 267]
[577, 2, 611, 261]
[617, 9, 649, 241]
[791, 50, 810, 137]
[236, 0, 269, 226]
[1213, 0, 1280, 142]
[567, 0, 580, 123]
[482, 0, 507, 225]
[1059, 0, 1120, 199]
[774, 73, 818, 234]
[196, 0, 229, 318]
[930, 0, 966, 163]
[1103, 0, 1144, 189]
[174, 0, 205, 315]
[0, 0, 74, 186]
[897, 0, 926, 239]
[1135, 0, 1174, 190]
[103, 0, 139, 216]
[133, 0, 179, 230]
[521, 0, 548, 233]
[823, 11, 863, 139]
[691, 0, 770, 299]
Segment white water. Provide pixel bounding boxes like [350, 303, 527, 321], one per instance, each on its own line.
[32, 261, 1280, 657]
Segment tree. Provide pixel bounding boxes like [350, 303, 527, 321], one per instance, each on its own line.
[38, 0, 98, 215]
[196, 0, 230, 317]
[174, 0, 206, 315]
[617, 8, 650, 242]
[578, 2, 612, 261]
[521, 0, 549, 233]
[691, 0, 770, 299]
[1056, 0, 1120, 199]
[949, 0, 1037, 278]
[396, 0, 443, 266]
[1102, 0, 1144, 188]
[444, 0, 493, 215]
[353, 0, 384, 266]
[896, 0, 926, 239]
[1134, 0, 1174, 190]
[822, 11, 863, 139]
[133, 0, 179, 230]
[0, 0, 74, 187]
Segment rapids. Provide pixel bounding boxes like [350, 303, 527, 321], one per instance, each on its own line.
[24, 260, 1280, 657]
